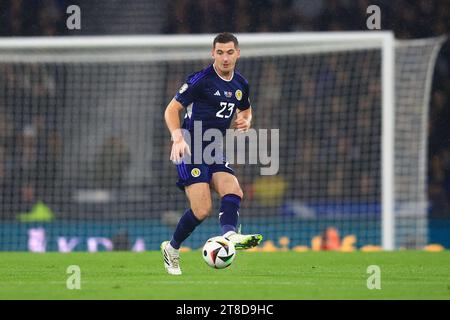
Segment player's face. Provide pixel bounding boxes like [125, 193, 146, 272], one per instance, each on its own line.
[212, 42, 240, 76]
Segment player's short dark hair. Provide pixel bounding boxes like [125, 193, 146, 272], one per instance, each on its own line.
[213, 32, 239, 49]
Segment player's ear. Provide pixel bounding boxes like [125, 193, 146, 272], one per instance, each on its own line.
[211, 47, 215, 59]
[236, 48, 241, 59]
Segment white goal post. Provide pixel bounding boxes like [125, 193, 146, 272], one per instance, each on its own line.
[0, 32, 445, 252]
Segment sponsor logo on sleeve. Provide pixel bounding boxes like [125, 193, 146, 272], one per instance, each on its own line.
[179, 83, 188, 94]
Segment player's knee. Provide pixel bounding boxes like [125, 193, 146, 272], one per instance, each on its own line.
[226, 188, 243, 200]
[237, 188, 244, 200]
[192, 204, 212, 220]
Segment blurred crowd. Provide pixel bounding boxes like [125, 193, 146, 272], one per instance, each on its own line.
[0, 0, 449, 218]
[0, 63, 62, 218]
[0, 0, 68, 36]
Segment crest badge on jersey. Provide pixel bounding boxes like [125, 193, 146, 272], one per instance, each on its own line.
[224, 91, 232, 98]
[179, 83, 188, 94]
[235, 90, 243, 101]
[191, 168, 201, 177]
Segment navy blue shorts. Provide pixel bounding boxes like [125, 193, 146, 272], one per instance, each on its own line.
[175, 160, 235, 191]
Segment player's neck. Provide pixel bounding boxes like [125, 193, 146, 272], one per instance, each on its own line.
[213, 63, 234, 81]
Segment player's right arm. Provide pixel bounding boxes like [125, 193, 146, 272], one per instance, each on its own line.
[164, 98, 191, 163]
[166, 72, 203, 163]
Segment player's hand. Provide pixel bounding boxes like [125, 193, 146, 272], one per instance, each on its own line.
[234, 117, 251, 132]
[170, 138, 191, 164]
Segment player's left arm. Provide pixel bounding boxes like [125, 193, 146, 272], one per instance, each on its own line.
[234, 107, 252, 132]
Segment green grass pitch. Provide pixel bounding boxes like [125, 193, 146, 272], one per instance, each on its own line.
[0, 251, 449, 299]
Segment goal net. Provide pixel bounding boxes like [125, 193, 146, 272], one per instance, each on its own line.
[0, 33, 444, 252]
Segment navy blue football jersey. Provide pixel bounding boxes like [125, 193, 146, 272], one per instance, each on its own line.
[174, 64, 250, 135]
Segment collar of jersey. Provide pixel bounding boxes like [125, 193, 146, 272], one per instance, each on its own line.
[213, 64, 234, 82]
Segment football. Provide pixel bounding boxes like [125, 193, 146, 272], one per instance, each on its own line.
[202, 236, 236, 269]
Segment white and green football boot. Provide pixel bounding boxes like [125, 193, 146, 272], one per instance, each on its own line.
[224, 230, 263, 250]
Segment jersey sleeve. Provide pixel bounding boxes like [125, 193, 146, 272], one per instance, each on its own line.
[237, 82, 251, 110]
[174, 74, 202, 107]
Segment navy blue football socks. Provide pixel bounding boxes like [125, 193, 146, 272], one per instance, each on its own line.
[170, 209, 202, 249]
[219, 194, 241, 235]
[169, 194, 241, 249]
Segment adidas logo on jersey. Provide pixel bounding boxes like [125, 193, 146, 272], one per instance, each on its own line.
[214, 90, 221, 96]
